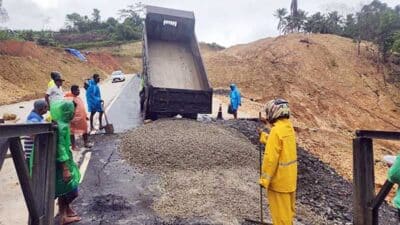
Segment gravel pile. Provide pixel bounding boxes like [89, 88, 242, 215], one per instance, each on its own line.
[121, 119, 263, 224]
[121, 119, 257, 172]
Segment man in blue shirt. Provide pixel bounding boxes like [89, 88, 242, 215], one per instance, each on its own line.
[23, 100, 48, 169]
[86, 74, 104, 131]
[229, 83, 241, 119]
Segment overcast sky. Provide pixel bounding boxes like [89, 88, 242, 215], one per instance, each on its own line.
[1, 0, 399, 46]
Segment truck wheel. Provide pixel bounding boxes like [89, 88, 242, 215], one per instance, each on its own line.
[150, 113, 158, 121]
[183, 114, 197, 120]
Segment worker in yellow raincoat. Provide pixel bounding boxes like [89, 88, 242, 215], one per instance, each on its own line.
[259, 98, 297, 225]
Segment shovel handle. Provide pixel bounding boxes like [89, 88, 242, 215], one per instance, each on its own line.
[258, 112, 264, 223]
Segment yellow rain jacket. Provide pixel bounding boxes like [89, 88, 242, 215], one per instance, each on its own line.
[259, 119, 297, 193]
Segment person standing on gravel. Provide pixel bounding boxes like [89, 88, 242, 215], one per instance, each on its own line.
[86, 74, 104, 131]
[229, 83, 241, 119]
[65, 85, 92, 151]
[259, 98, 297, 225]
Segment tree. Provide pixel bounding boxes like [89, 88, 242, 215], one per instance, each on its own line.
[290, 0, 298, 18]
[285, 9, 307, 33]
[18, 30, 34, 41]
[274, 8, 288, 34]
[65, 13, 83, 31]
[326, 11, 342, 35]
[343, 14, 358, 38]
[119, 2, 144, 27]
[304, 12, 327, 33]
[377, 10, 400, 61]
[392, 31, 400, 53]
[92, 8, 101, 24]
[0, 0, 9, 23]
[395, 5, 400, 15]
[276, 1, 307, 33]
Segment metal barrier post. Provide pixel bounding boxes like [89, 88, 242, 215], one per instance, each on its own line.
[0, 123, 56, 225]
[353, 137, 374, 225]
[9, 137, 43, 225]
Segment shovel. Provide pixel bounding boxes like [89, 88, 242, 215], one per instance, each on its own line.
[102, 102, 114, 134]
[244, 112, 271, 225]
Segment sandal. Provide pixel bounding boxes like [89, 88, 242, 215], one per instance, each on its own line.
[61, 215, 81, 225]
[84, 143, 94, 148]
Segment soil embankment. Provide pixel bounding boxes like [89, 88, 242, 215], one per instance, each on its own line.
[0, 40, 139, 105]
[202, 34, 400, 190]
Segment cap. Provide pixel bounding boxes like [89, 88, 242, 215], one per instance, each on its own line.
[53, 72, 65, 81]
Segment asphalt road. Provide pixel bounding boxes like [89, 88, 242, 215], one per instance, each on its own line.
[0, 75, 135, 225]
[105, 75, 143, 133]
[72, 75, 162, 225]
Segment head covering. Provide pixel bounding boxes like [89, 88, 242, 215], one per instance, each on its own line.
[50, 100, 75, 123]
[264, 98, 290, 123]
[51, 71, 60, 80]
[33, 99, 48, 111]
[52, 72, 65, 81]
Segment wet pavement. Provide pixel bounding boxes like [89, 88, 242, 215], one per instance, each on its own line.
[73, 75, 159, 224]
[73, 135, 160, 225]
[0, 75, 135, 225]
[106, 75, 143, 133]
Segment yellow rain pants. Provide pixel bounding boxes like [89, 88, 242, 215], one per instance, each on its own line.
[268, 189, 296, 225]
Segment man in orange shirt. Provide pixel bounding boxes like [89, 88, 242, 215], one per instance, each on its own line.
[65, 85, 92, 151]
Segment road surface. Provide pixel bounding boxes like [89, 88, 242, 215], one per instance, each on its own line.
[0, 75, 137, 225]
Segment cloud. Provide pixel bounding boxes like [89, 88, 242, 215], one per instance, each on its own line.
[31, 0, 59, 9]
[1, 0, 399, 46]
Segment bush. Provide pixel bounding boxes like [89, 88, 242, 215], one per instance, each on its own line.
[18, 30, 35, 41]
[393, 32, 400, 54]
[67, 40, 128, 49]
[0, 30, 11, 40]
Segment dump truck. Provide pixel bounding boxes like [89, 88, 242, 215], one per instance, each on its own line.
[141, 5, 213, 120]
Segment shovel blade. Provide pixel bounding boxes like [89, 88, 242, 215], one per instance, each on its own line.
[104, 124, 114, 134]
[244, 219, 272, 225]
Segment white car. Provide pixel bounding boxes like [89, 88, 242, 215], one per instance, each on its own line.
[111, 71, 126, 83]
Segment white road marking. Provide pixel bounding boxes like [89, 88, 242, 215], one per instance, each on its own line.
[78, 75, 136, 181]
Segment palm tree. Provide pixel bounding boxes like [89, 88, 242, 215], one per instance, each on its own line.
[274, 8, 288, 33]
[326, 11, 342, 34]
[290, 0, 298, 18]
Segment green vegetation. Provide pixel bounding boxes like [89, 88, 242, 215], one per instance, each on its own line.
[0, 3, 144, 49]
[275, 0, 400, 61]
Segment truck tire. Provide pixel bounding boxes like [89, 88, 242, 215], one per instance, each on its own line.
[150, 113, 158, 121]
[183, 113, 197, 120]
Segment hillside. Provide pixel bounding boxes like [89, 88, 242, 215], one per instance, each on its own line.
[202, 33, 400, 187]
[0, 40, 141, 105]
[1, 34, 399, 190]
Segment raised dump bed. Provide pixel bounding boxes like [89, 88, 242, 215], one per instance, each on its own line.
[141, 5, 213, 120]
